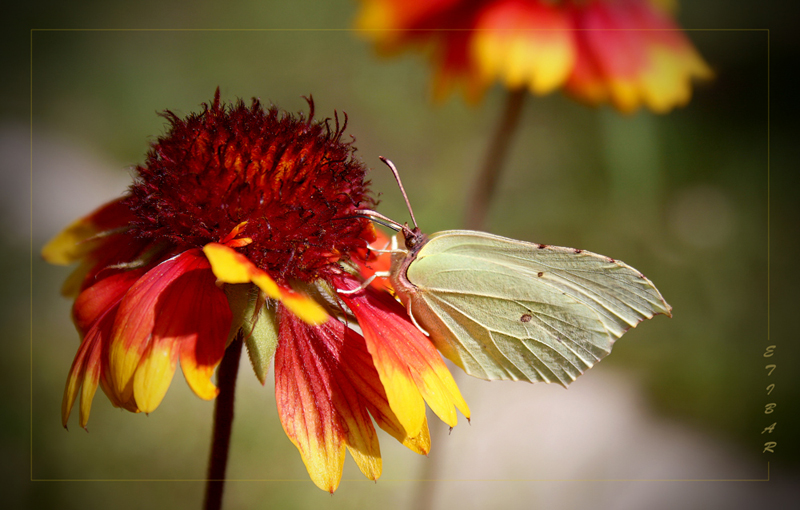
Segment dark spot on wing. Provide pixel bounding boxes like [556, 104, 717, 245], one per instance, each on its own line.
[638, 273, 645, 279]
[537, 272, 544, 277]
[608, 257, 616, 263]
[538, 244, 547, 249]
[520, 314, 532, 323]
[574, 249, 582, 254]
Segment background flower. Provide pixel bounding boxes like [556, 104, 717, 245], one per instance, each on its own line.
[357, 0, 712, 112]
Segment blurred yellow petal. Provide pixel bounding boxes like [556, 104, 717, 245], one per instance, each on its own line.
[42, 198, 132, 265]
[42, 216, 102, 265]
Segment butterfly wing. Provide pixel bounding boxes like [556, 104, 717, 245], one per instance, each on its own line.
[402, 230, 671, 386]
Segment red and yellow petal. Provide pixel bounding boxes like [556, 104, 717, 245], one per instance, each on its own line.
[42, 197, 133, 266]
[108, 249, 231, 412]
[62, 310, 113, 429]
[631, 2, 713, 112]
[356, 0, 464, 46]
[336, 275, 469, 438]
[169, 273, 233, 401]
[141, 255, 231, 409]
[57, 229, 154, 298]
[325, 313, 432, 455]
[203, 242, 328, 325]
[275, 300, 439, 491]
[64, 270, 146, 427]
[566, 0, 712, 113]
[275, 309, 347, 492]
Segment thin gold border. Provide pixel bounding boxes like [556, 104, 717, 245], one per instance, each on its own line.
[29, 27, 772, 484]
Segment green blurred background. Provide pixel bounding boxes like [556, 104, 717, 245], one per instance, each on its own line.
[4, 1, 798, 508]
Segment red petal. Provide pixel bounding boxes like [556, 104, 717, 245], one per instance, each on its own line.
[72, 269, 144, 336]
[274, 308, 345, 492]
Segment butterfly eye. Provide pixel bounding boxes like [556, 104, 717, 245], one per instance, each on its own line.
[403, 227, 425, 250]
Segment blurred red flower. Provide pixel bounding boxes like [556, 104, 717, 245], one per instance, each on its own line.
[357, 0, 712, 112]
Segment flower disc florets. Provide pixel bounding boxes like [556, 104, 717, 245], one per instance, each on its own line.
[126, 91, 375, 283]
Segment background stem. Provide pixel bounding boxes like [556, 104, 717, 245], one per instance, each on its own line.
[464, 87, 527, 231]
[203, 335, 243, 510]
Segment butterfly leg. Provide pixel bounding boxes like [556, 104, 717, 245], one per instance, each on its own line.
[368, 245, 405, 255]
[406, 302, 430, 337]
[336, 271, 391, 294]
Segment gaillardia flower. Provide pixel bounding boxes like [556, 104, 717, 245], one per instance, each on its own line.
[43, 92, 468, 492]
[356, 0, 712, 112]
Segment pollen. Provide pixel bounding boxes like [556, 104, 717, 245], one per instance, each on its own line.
[126, 90, 375, 283]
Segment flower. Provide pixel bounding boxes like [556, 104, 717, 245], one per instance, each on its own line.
[43, 92, 469, 492]
[356, 0, 712, 112]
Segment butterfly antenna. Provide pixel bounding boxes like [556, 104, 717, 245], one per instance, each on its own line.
[353, 209, 404, 232]
[379, 157, 418, 230]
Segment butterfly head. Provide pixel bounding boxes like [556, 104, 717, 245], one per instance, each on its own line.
[401, 224, 427, 253]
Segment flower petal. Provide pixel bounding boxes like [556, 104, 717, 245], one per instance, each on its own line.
[203, 242, 328, 325]
[320, 323, 384, 481]
[202, 243, 256, 285]
[168, 269, 232, 401]
[133, 336, 180, 413]
[73, 270, 144, 336]
[136, 249, 231, 410]
[274, 310, 346, 492]
[336, 276, 470, 437]
[64, 271, 145, 428]
[42, 198, 133, 265]
[329, 312, 432, 455]
[62, 313, 109, 429]
[276, 304, 417, 489]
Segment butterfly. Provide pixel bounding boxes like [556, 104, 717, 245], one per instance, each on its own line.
[355, 158, 671, 387]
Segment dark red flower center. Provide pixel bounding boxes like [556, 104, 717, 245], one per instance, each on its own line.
[126, 91, 375, 283]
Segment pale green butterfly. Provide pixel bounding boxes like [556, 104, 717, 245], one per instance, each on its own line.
[354, 158, 672, 387]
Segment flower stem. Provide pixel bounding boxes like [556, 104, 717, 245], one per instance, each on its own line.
[464, 87, 527, 231]
[203, 335, 243, 510]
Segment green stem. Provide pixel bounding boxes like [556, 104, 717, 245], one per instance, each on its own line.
[464, 87, 527, 231]
[203, 335, 243, 510]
